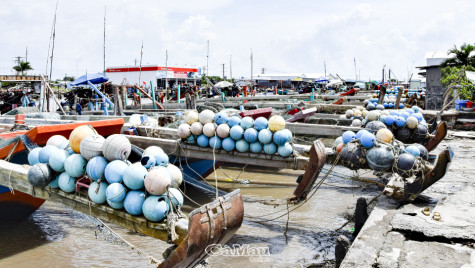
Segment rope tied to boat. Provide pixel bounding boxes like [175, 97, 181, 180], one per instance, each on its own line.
[165, 190, 187, 244]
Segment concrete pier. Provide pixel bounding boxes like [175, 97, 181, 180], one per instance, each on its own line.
[341, 132, 475, 267]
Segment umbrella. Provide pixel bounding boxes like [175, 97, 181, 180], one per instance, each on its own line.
[71, 73, 109, 86]
[315, 76, 329, 83]
[214, 81, 233, 88]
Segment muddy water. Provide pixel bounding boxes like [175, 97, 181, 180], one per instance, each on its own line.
[0, 164, 380, 268]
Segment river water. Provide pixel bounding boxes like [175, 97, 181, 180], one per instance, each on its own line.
[0, 164, 381, 268]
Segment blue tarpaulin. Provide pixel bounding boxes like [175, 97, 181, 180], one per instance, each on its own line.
[315, 76, 329, 83]
[71, 73, 109, 86]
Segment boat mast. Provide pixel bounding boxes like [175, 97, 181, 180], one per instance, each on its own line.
[138, 41, 143, 86]
[48, 0, 59, 112]
[206, 40, 209, 76]
[250, 48, 253, 81]
[165, 50, 168, 101]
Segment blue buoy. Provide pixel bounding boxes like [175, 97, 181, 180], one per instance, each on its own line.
[400, 112, 410, 119]
[28, 147, 42, 166]
[258, 129, 273, 144]
[406, 109, 414, 114]
[254, 117, 268, 131]
[64, 154, 87, 178]
[123, 163, 147, 190]
[355, 129, 370, 139]
[58, 172, 76, 193]
[105, 160, 129, 184]
[162, 188, 184, 208]
[273, 129, 292, 146]
[235, 139, 249, 152]
[214, 112, 229, 125]
[360, 132, 376, 148]
[39, 145, 59, 164]
[399, 103, 404, 109]
[142, 196, 169, 222]
[240, 116, 254, 130]
[49, 173, 60, 188]
[154, 151, 169, 166]
[227, 116, 241, 128]
[383, 103, 389, 108]
[88, 181, 109, 204]
[342, 131, 356, 144]
[390, 111, 400, 117]
[86, 156, 108, 181]
[197, 134, 209, 147]
[278, 143, 293, 157]
[107, 199, 124, 209]
[250, 142, 263, 153]
[230, 125, 244, 140]
[388, 103, 395, 108]
[209, 136, 222, 150]
[384, 115, 396, 126]
[106, 183, 127, 203]
[405, 145, 421, 157]
[244, 128, 258, 143]
[263, 143, 277, 155]
[413, 113, 423, 122]
[187, 135, 196, 144]
[395, 116, 406, 127]
[141, 155, 156, 169]
[49, 149, 71, 172]
[222, 137, 236, 151]
[124, 190, 146, 216]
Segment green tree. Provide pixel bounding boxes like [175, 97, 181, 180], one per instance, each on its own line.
[441, 43, 475, 68]
[441, 65, 475, 100]
[12, 61, 33, 75]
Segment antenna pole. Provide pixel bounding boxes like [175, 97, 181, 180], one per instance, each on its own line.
[206, 40, 209, 76]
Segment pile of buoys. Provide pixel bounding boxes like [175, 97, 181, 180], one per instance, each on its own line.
[27, 126, 184, 223]
[177, 110, 294, 157]
[342, 105, 429, 144]
[334, 127, 429, 177]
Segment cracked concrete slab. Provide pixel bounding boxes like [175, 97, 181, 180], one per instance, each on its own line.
[340, 135, 475, 267]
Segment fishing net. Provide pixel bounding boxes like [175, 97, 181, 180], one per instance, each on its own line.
[25, 112, 61, 120]
[4, 107, 39, 115]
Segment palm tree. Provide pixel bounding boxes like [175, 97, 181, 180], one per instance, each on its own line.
[12, 61, 33, 75]
[441, 43, 475, 67]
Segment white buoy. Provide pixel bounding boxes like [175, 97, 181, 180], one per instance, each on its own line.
[190, 122, 203, 136]
[46, 135, 68, 149]
[102, 134, 131, 161]
[216, 124, 230, 139]
[177, 124, 192, 139]
[199, 110, 215, 124]
[203, 123, 216, 137]
[166, 164, 183, 188]
[184, 110, 199, 125]
[79, 134, 105, 160]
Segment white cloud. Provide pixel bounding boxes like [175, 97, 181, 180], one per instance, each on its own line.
[0, 0, 474, 81]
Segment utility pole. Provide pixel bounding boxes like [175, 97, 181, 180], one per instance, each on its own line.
[25, 47, 28, 63]
[324, 60, 326, 77]
[103, 5, 106, 73]
[230, 55, 232, 79]
[206, 40, 209, 76]
[13, 56, 23, 75]
[221, 63, 225, 79]
[250, 48, 253, 81]
[354, 57, 357, 81]
[261, 68, 265, 74]
[165, 50, 168, 100]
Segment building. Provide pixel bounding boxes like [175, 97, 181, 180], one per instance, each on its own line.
[417, 51, 450, 110]
[105, 65, 201, 89]
[253, 73, 325, 88]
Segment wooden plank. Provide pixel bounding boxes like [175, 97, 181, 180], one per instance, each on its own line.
[0, 160, 185, 243]
[286, 122, 361, 137]
[126, 135, 311, 170]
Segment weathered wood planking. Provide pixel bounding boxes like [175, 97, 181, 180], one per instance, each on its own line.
[0, 160, 186, 243]
[126, 135, 312, 170]
[196, 94, 369, 102]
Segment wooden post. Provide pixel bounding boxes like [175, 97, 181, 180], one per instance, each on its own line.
[113, 86, 118, 116]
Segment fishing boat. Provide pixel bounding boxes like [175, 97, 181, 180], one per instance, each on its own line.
[0, 117, 330, 267]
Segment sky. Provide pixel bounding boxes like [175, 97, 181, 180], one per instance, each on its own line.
[1, 0, 475, 81]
